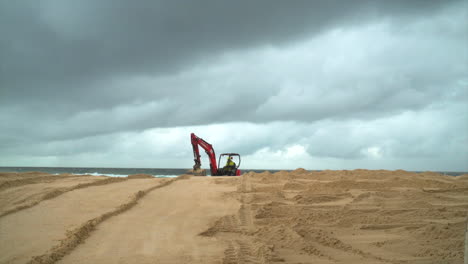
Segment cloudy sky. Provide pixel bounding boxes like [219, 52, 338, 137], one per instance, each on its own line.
[1, 0, 467, 171]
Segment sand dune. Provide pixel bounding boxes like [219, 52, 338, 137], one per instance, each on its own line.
[0, 170, 466, 264]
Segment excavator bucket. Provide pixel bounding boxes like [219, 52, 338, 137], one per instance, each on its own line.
[186, 168, 207, 176]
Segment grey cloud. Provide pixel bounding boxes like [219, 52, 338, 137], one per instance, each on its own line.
[0, 0, 461, 103]
[3, 104, 465, 170]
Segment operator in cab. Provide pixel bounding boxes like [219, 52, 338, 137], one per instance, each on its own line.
[223, 156, 236, 176]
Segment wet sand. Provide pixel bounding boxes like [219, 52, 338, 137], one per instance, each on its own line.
[0, 170, 467, 264]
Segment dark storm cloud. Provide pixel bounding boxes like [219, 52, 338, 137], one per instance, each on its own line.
[0, 0, 460, 104]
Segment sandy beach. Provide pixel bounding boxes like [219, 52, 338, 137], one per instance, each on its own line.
[0, 170, 467, 264]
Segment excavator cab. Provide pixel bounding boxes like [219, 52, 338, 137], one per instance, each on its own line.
[218, 153, 241, 176]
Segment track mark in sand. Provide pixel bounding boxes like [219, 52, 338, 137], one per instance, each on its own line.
[199, 215, 241, 236]
[26, 176, 183, 264]
[224, 175, 268, 263]
[296, 228, 394, 263]
[240, 175, 255, 234]
[239, 203, 255, 233]
[222, 240, 271, 264]
[201, 175, 271, 264]
[0, 175, 91, 192]
[240, 173, 252, 193]
[422, 187, 468, 193]
[223, 242, 239, 264]
[0, 178, 127, 218]
[200, 202, 256, 237]
[238, 240, 265, 264]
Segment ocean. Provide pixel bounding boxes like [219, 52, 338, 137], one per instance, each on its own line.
[0, 167, 465, 177]
[0, 167, 284, 178]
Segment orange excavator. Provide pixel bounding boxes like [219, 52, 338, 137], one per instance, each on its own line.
[190, 133, 241, 176]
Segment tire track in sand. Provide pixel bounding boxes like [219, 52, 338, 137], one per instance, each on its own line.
[0, 175, 94, 192]
[206, 174, 271, 264]
[222, 239, 271, 264]
[26, 176, 185, 264]
[239, 173, 255, 234]
[0, 177, 127, 218]
[230, 174, 270, 264]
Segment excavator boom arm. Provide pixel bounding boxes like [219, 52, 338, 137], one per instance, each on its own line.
[191, 133, 218, 175]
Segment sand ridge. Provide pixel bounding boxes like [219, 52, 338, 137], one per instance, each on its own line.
[0, 173, 102, 191]
[0, 176, 127, 218]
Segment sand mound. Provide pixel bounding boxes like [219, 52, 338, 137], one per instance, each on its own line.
[455, 174, 468, 181]
[292, 168, 308, 173]
[411, 222, 466, 259]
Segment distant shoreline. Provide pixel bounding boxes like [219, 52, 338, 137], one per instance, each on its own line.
[0, 166, 466, 176]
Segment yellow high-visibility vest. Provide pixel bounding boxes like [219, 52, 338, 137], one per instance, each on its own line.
[226, 159, 235, 167]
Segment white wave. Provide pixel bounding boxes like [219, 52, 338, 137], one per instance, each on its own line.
[79, 172, 129, 177]
[154, 175, 178, 178]
[54, 172, 179, 178]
